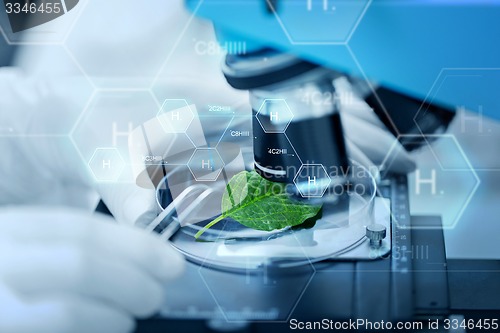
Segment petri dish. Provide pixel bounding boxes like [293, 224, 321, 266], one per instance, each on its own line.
[155, 161, 380, 271]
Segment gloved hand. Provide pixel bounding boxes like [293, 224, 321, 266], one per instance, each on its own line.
[0, 207, 184, 333]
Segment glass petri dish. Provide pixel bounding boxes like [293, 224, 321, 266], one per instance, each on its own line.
[155, 161, 379, 271]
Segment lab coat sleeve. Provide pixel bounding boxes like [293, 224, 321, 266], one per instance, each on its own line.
[0, 67, 98, 209]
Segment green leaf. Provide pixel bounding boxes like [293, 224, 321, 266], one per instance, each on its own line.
[194, 170, 322, 239]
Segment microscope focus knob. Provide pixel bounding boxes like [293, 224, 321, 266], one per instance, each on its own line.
[366, 224, 387, 248]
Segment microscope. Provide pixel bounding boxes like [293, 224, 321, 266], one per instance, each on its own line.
[187, 0, 500, 183]
[135, 1, 500, 332]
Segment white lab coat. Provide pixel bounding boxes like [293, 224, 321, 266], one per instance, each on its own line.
[0, 2, 203, 332]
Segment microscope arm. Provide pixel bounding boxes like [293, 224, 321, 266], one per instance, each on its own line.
[186, 0, 500, 122]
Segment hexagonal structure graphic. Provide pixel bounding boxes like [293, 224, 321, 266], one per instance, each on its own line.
[0, 46, 94, 136]
[197, 239, 316, 322]
[71, 90, 159, 182]
[65, 0, 190, 88]
[294, 164, 331, 198]
[380, 134, 480, 229]
[157, 99, 195, 134]
[415, 68, 500, 170]
[88, 148, 125, 182]
[255, 99, 294, 134]
[268, 0, 371, 45]
[71, 91, 159, 157]
[188, 148, 224, 181]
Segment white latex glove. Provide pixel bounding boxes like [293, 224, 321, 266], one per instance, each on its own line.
[0, 207, 184, 333]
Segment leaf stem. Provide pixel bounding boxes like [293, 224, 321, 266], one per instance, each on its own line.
[194, 214, 226, 239]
